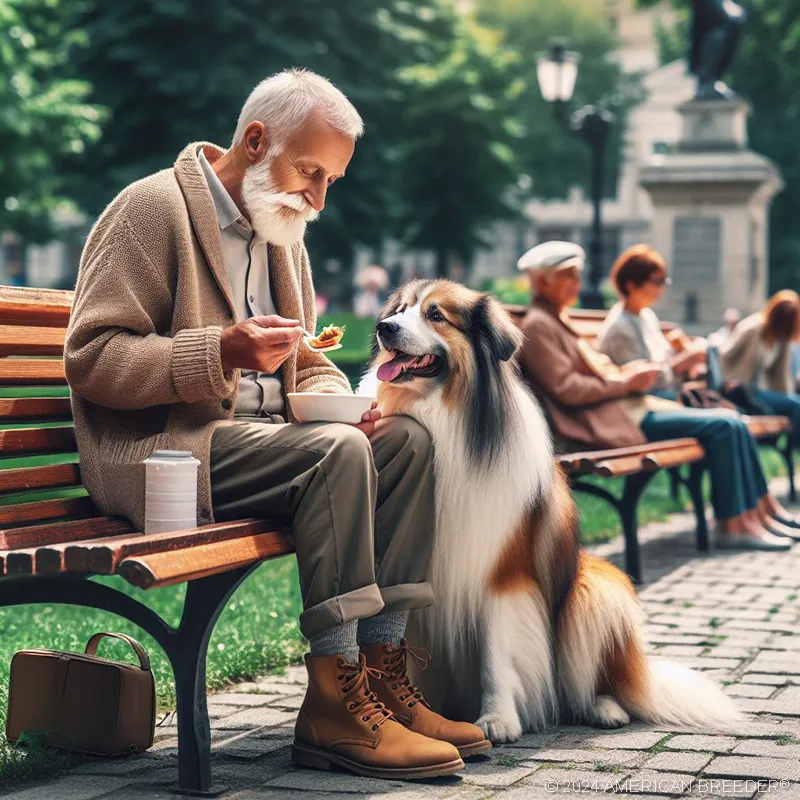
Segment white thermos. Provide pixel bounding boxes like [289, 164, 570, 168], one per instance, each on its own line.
[143, 450, 201, 534]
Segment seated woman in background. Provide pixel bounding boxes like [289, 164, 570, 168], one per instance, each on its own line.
[720, 290, 800, 439]
[518, 240, 797, 551]
[596, 244, 706, 400]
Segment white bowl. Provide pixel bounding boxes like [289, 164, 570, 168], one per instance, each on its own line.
[286, 393, 376, 424]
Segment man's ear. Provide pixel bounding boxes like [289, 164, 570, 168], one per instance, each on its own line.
[471, 294, 522, 362]
[244, 121, 269, 162]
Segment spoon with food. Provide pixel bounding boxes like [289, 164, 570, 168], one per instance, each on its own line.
[304, 324, 345, 352]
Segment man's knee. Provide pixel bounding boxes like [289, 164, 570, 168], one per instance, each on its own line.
[317, 423, 375, 465]
[374, 416, 433, 463]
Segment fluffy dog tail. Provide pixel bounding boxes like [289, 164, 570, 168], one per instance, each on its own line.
[557, 553, 741, 731]
[624, 657, 742, 731]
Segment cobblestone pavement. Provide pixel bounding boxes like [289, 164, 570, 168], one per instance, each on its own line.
[8, 491, 800, 800]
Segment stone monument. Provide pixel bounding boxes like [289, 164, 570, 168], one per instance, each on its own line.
[639, 4, 782, 331]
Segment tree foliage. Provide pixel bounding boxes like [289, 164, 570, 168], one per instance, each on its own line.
[0, 0, 101, 241]
[474, 0, 641, 201]
[395, 13, 523, 276]
[62, 0, 522, 292]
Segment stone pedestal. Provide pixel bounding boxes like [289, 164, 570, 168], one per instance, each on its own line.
[639, 97, 783, 332]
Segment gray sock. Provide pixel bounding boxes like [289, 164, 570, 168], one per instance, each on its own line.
[309, 620, 359, 664]
[357, 610, 409, 646]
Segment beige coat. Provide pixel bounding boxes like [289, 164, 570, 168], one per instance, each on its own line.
[719, 312, 793, 393]
[65, 142, 351, 531]
[520, 298, 646, 449]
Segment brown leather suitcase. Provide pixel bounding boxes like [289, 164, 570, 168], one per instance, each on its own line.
[6, 632, 156, 756]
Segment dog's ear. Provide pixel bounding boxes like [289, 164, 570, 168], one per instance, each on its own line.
[471, 294, 523, 362]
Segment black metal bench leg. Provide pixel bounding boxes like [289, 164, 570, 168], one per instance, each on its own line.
[668, 467, 681, 504]
[167, 566, 258, 797]
[686, 462, 710, 552]
[619, 472, 654, 585]
[781, 439, 797, 503]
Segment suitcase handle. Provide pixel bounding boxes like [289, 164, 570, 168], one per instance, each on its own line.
[85, 632, 151, 671]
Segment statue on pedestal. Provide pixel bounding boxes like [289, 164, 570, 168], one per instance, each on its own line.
[689, 0, 747, 100]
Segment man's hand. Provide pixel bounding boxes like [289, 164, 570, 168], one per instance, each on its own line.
[220, 315, 304, 374]
[353, 402, 381, 437]
[625, 364, 661, 393]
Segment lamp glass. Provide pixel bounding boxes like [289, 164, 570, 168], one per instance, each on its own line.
[536, 53, 578, 103]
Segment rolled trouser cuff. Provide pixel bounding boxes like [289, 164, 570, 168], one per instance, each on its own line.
[300, 583, 385, 639]
[379, 581, 435, 614]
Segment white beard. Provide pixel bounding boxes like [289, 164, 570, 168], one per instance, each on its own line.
[241, 158, 320, 246]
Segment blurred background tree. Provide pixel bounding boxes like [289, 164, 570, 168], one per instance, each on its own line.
[396, 12, 523, 278]
[644, 0, 800, 293]
[474, 0, 641, 202]
[62, 0, 515, 301]
[0, 0, 101, 243]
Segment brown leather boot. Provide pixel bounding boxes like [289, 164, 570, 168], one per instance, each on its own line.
[292, 654, 464, 779]
[362, 641, 492, 758]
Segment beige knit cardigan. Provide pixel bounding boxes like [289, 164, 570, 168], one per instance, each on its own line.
[65, 142, 351, 531]
[719, 311, 793, 393]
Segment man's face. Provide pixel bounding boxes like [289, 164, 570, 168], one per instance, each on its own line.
[537, 267, 582, 309]
[241, 112, 355, 245]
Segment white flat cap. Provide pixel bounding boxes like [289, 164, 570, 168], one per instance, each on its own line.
[517, 241, 585, 272]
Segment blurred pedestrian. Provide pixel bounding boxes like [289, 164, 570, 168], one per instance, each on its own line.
[353, 264, 389, 319]
[720, 290, 800, 439]
[709, 307, 741, 346]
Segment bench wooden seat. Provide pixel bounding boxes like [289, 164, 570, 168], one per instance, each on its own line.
[556, 437, 708, 582]
[0, 286, 294, 796]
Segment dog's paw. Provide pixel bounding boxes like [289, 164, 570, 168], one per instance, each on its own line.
[475, 713, 523, 744]
[589, 696, 630, 729]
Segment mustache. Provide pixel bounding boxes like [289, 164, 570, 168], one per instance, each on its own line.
[257, 189, 318, 221]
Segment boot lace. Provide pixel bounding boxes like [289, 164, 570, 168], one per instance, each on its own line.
[383, 643, 430, 708]
[336, 654, 393, 731]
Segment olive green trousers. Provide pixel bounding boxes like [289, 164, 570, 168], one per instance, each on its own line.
[210, 416, 435, 639]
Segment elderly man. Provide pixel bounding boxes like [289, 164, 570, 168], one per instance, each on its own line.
[65, 69, 487, 780]
[517, 240, 794, 551]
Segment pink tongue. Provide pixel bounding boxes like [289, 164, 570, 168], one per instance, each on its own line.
[378, 359, 406, 382]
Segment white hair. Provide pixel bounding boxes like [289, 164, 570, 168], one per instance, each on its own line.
[232, 68, 364, 152]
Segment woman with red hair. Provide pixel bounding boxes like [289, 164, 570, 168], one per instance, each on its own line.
[720, 291, 800, 435]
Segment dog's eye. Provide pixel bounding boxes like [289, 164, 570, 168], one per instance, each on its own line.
[428, 308, 445, 323]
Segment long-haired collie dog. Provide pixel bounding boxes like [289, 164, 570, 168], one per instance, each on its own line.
[365, 279, 739, 743]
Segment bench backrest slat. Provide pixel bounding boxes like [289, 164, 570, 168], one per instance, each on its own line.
[0, 496, 95, 528]
[0, 360, 66, 385]
[0, 325, 66, 356]
[0, 427, 76, 456]
[0, 287, 73, 328]
[0, 397, 72, 420]
[0, 463, 81, 494]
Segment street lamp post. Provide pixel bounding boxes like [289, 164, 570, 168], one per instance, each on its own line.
[536, 41, 614, 310]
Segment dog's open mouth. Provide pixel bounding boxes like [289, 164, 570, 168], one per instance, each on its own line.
[377, 351, 445, 383]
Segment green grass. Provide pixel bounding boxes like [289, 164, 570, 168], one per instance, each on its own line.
[0, 558, 304, 791]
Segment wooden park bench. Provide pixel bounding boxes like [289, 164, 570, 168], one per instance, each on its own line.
[506, 304, 797, 582]
[556, 438, 707, 584]
[0, 286, 294, 796]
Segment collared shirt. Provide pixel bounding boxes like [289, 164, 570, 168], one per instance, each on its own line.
[198, 148, 284, 415]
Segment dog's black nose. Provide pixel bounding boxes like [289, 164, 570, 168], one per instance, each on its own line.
[377, 320, 399, 338]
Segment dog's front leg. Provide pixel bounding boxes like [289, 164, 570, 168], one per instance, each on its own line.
[474, 598, 524, 744]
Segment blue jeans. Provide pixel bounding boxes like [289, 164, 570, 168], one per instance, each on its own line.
[753, 389, 800, 442]
[641, 408, 768, 520]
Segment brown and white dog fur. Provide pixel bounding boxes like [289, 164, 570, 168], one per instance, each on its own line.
[362, 279, 740, 743]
